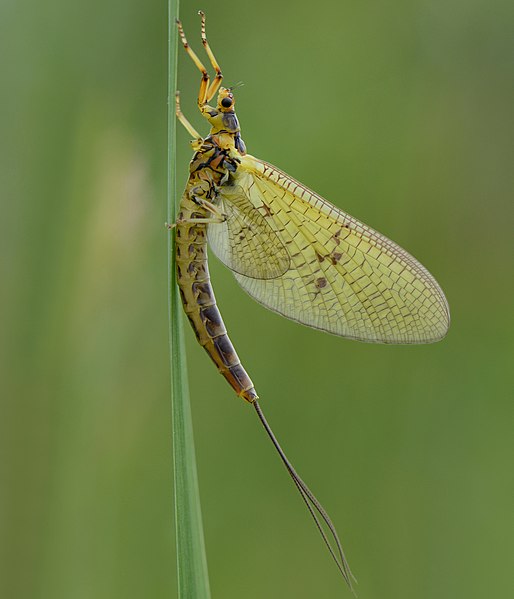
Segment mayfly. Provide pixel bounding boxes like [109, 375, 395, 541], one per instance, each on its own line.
[172, 12, 449, 590]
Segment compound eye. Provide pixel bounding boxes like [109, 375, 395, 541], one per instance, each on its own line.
[221, 97, 233, 108]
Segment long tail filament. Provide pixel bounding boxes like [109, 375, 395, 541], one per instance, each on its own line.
[253, 400, 356, 593]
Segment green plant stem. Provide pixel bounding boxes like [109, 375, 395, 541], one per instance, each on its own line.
[167, 2, 211, 597]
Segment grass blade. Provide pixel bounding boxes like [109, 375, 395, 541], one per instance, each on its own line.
[168, 2, 211, 597]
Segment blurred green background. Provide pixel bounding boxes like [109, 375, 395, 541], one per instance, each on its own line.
[2, 0, 513, 597]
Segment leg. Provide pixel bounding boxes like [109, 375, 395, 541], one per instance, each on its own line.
[167, 195, 227, 230]
[167, 215, 226, 230]
[183, 216, 226, 225]
[176, 18, 210, 106]
[176, 12, 224, 107]
[175, 91, 202, 140]
[199, 11, 223, 102]
[191, 195, 225, 219]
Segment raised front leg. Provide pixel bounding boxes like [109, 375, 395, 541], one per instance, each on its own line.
[199, 11, 223, 102]
[176, 11, 223, 108]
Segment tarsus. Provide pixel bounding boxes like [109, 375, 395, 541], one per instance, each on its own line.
[253, 399, 356, 593]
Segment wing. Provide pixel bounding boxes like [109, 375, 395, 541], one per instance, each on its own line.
[207, 183, 290, 279]
[211, 154, 450, 344]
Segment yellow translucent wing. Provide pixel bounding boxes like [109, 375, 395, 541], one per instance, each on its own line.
[207, 183, 290, 279]
[212, 154, 450, 344]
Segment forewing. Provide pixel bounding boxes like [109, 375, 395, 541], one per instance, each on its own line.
[224, 156, 450, 344]
[207, 184, 290, 279]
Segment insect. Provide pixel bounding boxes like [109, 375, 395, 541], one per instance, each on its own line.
[173, 12, 450, 591]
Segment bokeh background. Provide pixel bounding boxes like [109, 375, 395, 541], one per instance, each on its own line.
[2, 0, 513, 597]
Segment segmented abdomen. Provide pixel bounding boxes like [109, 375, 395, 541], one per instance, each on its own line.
[175, 195, 258, 403]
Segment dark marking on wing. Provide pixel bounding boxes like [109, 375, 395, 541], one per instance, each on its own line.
[332, 229, 342, 245]
[330, 252, 343, 265]
[261, 202, 273, 217]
